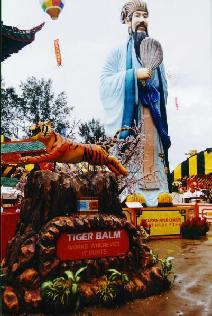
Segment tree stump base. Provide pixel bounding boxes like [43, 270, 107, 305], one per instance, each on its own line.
[2, 170, 171, 314]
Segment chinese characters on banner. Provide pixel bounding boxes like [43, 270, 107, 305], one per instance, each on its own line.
[54, 39, 62, 66]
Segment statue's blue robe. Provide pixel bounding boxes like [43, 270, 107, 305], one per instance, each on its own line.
[100, 39, 170, 206]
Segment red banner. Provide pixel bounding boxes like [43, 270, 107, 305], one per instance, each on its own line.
[54, 39, 62, 66]
[56, 229, 129, 260]
[1, 153, 21, 164]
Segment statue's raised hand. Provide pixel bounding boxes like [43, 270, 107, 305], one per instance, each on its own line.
[136, 67, 152, 80]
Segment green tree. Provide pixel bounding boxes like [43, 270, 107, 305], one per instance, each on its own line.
[1, 81, 22, 138]
[78, 118, 106, 143]
[1, 77, 74, 138]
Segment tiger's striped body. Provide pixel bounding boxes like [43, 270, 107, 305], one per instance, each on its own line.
[20, 122, 128, 176]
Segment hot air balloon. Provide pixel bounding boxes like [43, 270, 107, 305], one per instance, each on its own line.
[40, 0, 65, 20]
[39, 0, 65, 66]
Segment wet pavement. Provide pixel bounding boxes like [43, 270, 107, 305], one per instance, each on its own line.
[81, 228, 212, 316]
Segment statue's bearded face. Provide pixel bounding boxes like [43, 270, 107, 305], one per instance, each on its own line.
[130, 11, 148, 62]
[131, 10, 148, 34]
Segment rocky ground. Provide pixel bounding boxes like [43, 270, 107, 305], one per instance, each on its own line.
[17, 227, 212, 316]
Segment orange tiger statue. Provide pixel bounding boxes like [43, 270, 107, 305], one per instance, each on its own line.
[18, 122, 128, 176]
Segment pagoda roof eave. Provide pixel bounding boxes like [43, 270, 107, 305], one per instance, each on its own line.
[2, 22, 45, 61]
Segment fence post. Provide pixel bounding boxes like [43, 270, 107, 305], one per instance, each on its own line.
[194, 201, 199, 218]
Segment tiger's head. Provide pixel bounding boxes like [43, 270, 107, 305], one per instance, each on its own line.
[29, 122, 54, 141]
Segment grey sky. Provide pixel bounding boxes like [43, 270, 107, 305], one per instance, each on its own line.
[2, 0, 212, 170]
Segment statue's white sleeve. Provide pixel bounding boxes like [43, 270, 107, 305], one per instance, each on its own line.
[99, 47, 127, 136]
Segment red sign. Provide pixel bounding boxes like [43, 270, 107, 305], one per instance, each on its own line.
[1, 210, 20, 260]
[56, 229, 129, 261]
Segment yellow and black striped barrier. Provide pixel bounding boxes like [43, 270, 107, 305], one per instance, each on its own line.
[170, 148, 212, 184]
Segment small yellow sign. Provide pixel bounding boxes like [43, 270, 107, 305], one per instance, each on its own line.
[25, 164, 35, 172]
[138, 210, 184, 236]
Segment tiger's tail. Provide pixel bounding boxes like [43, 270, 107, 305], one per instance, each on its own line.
[103, 127, 134, 152]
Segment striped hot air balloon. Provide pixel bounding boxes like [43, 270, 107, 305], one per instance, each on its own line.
[40, 0, 65, 20]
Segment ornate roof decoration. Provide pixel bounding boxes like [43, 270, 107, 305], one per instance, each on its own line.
[1, 141, 45, 154]
[1, 177, 19, 187]
[1, 22, 45, 61]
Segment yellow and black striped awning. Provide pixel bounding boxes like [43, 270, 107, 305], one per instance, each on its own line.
[171, 148, 212, 182]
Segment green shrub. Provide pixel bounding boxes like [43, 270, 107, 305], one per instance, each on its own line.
[40, 266, 87, 312]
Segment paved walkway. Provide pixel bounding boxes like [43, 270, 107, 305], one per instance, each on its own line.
[83, 228, 212, 316]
